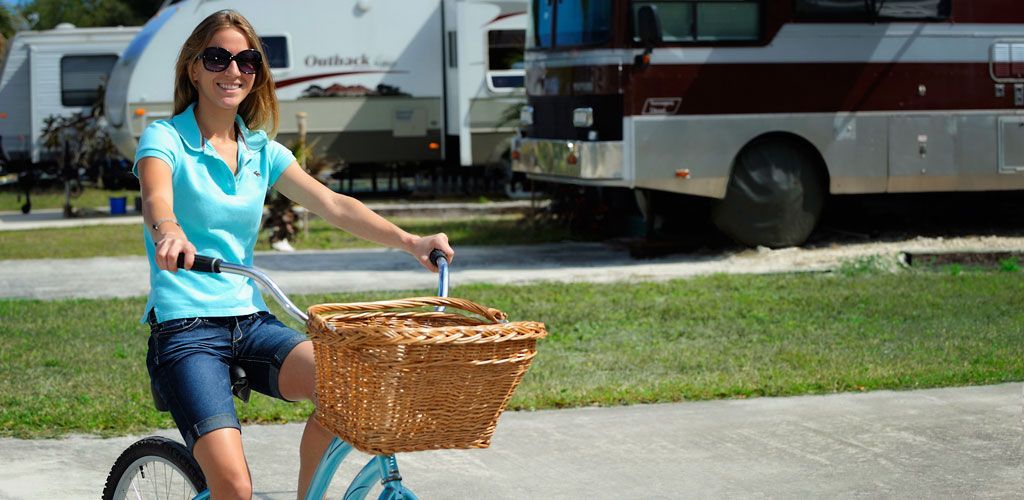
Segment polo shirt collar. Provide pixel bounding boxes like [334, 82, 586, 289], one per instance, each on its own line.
[171, 102, 269, 155]
[235, 115, 268, 154]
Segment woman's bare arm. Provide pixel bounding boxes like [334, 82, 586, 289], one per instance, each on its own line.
[138, 157, 196, 272]
[273, 162, 454, 271]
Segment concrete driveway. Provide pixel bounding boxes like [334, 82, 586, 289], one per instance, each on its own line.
[0, 384, 1021, 499]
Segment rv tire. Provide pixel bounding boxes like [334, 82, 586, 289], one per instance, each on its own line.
[711, 139, 824, 248]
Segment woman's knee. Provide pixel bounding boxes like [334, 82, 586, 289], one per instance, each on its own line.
[213, 476, 252, 500]
[192, 428, 252, 499]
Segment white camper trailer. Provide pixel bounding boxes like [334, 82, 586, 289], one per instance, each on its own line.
[0, 23, 141, 164]
[105, 0, 526, 186]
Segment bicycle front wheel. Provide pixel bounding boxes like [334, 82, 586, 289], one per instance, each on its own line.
[103, 436, 207, 500]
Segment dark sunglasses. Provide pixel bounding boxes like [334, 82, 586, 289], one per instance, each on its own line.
[199, 47, 262, 74]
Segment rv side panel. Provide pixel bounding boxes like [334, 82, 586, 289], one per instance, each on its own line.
[112, 0, 456, 167]
[0, 27, 139, 163]
[0, 39, 32, 160]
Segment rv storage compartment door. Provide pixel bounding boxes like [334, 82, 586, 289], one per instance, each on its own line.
[999, 116, 1024, 172]
[886, 115, 956, 192]
[393, 108, 427, 137]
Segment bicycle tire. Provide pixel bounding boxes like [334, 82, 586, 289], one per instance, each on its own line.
[102, 436, 207, 500]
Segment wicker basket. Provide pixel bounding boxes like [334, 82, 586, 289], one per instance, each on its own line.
[306, 296, 546, 455]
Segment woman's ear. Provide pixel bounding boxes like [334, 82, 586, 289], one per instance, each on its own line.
[189, 61, 199, 83]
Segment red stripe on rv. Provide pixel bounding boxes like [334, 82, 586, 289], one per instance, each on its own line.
[776, 1, 1024, 25]
[951, 1, 1024, 22]
[616, 62, 1010, 115]
[275, 71, 408, 89]
[482, 11, 526, 27]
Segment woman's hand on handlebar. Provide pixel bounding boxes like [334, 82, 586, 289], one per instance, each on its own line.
[154, 232, 196, 273]
[409, 233, 454, 272]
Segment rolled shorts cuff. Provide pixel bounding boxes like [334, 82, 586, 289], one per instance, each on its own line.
[184, 413, 241, 450]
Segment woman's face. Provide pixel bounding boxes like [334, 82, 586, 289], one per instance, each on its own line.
[190, 27, 257, 114]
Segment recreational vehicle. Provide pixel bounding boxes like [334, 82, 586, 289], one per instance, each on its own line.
[512, 0, 1024, 247]
[105, 0, 527, 189]
[0, 23, 141, 164]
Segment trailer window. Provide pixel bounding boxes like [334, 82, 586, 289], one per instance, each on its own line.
[488, 30, 525, 71]
[487, 30, 526, 91]
[794, 0, 951, 20]
[631, 1, 760, 43]
[259, 36, 289, 69]
[60, 55, 118, 107]
[636, 3, 695, 41]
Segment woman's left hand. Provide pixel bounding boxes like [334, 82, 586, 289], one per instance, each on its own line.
[409, 233, 454, 272]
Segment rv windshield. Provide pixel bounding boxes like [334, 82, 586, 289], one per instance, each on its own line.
[531, 0, 612, 49]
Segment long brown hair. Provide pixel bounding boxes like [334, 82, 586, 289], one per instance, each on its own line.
[172, 10, 278, 135]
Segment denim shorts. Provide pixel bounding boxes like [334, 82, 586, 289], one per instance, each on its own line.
[146, 311, 307, 449]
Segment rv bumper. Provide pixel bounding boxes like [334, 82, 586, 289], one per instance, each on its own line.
[512, 138, 625, 183]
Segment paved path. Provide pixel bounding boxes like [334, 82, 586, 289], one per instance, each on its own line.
[0, 384, 1020, 499]
[0, 243, 739, 300]
[6, 236, 1024, 302]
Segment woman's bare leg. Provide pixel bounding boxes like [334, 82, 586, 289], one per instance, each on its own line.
[191, 428, 252, 500]
[278, 340, 334, 499]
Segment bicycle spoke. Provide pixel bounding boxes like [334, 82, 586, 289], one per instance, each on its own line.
[111, 458, 197, 499]
[163, 462, 172, 498]
[130, 473, 143, 500]
[106, 437, 204, 500]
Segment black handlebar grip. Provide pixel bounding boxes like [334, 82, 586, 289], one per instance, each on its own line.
[176, 253, 222, 273]
[429, 249, 447, 267]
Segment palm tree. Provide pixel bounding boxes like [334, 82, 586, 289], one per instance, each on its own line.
[0, 4, 21, 40]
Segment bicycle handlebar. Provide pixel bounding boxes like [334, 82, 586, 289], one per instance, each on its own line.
[175, 250, 451, 323]
[429, 249, 449, 306]
[176, 253, 221, 273]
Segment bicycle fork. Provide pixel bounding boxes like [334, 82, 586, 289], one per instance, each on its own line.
[305, 437, 418, 500]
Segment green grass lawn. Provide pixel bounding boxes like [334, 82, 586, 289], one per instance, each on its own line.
[0, 214, 572, 260]
[2, 271, 1021, 439]
[0, 187, 140, 213]
[0, 186, 531, 213]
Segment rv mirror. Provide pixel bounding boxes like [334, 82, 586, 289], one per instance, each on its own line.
[637, 5, 662, 47]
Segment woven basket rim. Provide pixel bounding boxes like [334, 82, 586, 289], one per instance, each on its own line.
[308, 296, 509, 323]
[309, 320, 547, 345]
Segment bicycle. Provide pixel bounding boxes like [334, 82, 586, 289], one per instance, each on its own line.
[103, 250, 473, 499]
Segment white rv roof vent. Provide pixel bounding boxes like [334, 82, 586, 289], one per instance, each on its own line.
[54, 22, 76, 30]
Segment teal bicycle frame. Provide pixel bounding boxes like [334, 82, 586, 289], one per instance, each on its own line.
[184, 252, 449, 499]
[192, 439, 418, 500]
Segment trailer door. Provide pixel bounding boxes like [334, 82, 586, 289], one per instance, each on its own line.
[445, 0, 526, 167]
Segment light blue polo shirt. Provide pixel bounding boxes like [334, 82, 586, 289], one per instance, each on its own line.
[134, 103, 295, 323]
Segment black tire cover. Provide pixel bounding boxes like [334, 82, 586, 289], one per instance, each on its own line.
[712, 140, 824, 248]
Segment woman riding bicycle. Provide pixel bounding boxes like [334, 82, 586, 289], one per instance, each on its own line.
[135, 10, 454, 499]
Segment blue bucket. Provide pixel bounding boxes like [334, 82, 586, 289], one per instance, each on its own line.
[109, 196, 127, 215]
